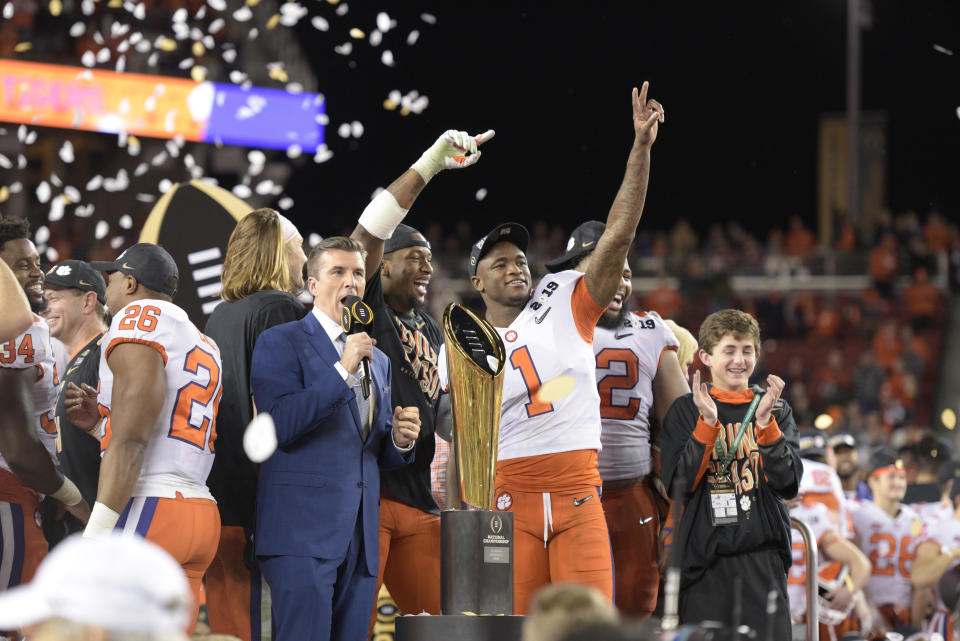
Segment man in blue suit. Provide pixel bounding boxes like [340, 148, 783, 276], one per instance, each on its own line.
[250, 236, 421, 641]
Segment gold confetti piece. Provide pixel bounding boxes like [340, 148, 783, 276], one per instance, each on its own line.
[534, 375, 575, 404]
[268, 67, 288, 82]
[0, 186, 9, 203]
[245, 0, 261, 6]
[190, 65, 207, 82]
[156, 37, 177, 51]
[266, 13, 281, 29]
[49, 0, 62, 15]
[326, 0, 339, 4]
[383, 99, 397, 110]
[943, 408, 957, 430]
[108, 0, 122, 7]
[14, 42, 32, 53]
[400, 106, 411, 116]
[349, 28, 364, 38]
[910, 518, 923, 537]
[192, 41, 205, 57]
[813, 413, 833, 430]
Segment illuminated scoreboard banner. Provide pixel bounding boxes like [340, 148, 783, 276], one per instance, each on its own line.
[0, 59, 325, 151]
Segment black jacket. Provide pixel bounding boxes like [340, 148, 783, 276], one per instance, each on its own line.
[660, 384, 802, 586]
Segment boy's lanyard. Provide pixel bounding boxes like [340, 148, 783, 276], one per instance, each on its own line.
[712, 392, 763, 479]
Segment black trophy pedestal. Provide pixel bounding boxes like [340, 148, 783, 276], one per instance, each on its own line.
[395, 615, 525, 641]
[441, 509, 514, 615]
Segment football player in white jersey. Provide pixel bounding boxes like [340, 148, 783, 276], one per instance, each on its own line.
[65, 243, 222, 635]
[543, 219, 689, 617]
[0, 259, 32, 342]
[850, 449, 929, 634]
[797, 429, 852, 538]
[468, 81, 664, 613]
[0, 216, 89, 593]
[911, 478, 960, 639]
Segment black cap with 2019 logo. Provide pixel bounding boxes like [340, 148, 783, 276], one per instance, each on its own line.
[468, 222, 530, 276]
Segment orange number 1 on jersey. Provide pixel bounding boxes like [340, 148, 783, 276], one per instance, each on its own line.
[509, 346, 554, 418]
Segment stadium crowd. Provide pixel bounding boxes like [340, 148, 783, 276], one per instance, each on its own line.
[0, 78, 958, 641]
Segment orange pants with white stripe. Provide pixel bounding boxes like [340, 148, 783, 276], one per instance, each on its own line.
[495, 485, 613, 614]
[0, 469, 47, 593]
[600, 480, 662, 617]
[116, 493, 220, 636]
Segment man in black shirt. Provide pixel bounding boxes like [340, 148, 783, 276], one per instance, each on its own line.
[203, 208, 308, 641]
[45, 260, 108, 539]
[351, 129, 492, 622]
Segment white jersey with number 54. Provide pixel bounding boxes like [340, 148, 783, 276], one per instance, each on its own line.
[98, 299, 222, 499]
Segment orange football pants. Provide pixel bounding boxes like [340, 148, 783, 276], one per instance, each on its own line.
[368, 495, 442, 633]
[496, 485, 614, 614]
[116, 493, 220, 636]
[601, 480, 662, 617]
[0, 469, 47, 591]
[205, 526, 271, 641]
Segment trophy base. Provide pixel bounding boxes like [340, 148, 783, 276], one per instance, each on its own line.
[441, 509, 514, 615]
[395, 614, 524, 641]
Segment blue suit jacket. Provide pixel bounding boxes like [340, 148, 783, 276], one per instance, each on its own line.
[250, 311, 413, 573]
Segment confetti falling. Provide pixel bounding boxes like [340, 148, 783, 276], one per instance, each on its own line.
[933, 44, 954, 55]
[475, 188, 488, 201]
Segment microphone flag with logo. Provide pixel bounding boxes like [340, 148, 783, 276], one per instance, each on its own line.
[340, 295, 374, 399]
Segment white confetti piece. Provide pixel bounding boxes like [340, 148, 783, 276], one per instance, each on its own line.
[165, 139, 180, 158]
[314, 145, 333, 163]
[207, 0, 226, 10]
[233, 6, 252, 21]
[189, 26, 203, 41]
[8, 182, 22, 194]
[311, 16, 328, 31]
[110, 236, 125, 249]
[248, 28, 258, 39]
[421, 13, 436, 24]
[222, 47, 237, 63]
[81, 50, 95, 67]
[96, 47, 111, 63]
[195, 5, 206, 19]
[190, 166, 204, 180]
[159, 179, 173, 193]
[475, 188, 488, 201]
[0, 154, 10, 170]
[164, 109, 178, 132]
[86, 175, 103, 191]
[119, 214, 133, 229]
[278, 197, 294, 210]
[209, 18, 225, 33]
[337, 123, 351, 138]
[315, 113, 330, 125]
[369, 30, 382, 46]
[151, 151, 168, 167]
[203, 35, 215, 49]
[16, 154, 25, 169]
[135, 193, 156, 202]
[110, 22, 130, 38]
[115, 55, 126, 73]
[134, 162, 149, 176]
[248, 150, 266, 166]
[49, 172, 62, 187]
[75, 203, 95, 218]
[334, 42, 352, 55]
[381, 50, 395, 66]
[351, 121, 364, 137]
[69, 22, 86, 37]
[25, 130, 37, 144]
[127, 138, 141, 156]
[956, 106, 960, 120]
[286, 82, 303, 93]
[64, 186, 81, 202]
[3, 3, 13, 19]
[243, 413, 277, 463]
[59, 141, 75, 163]
[178, 57, 194, 69]
[184, 153, 195, 169]
[81, 0, 94, 15]
[933, 44, 955, 56]
[376, 12, 391, 32]
[410, 95, 429, 114]
[117, 40, 130, 53]
[308, 233, 322, 247]
[34, 226, 50, 244]
[48, 198, 65, 221]
[95, 221, 109, 239]
[335, 3, 348, 16]
[17, 125, 25, 142]
[129, 32, 142, 45]
[172, 7, 187, 23]
[255, 179, 275, 195]
[232, 184, 252, 199]
[406, 30, 419, 45]
[133, 3, 145, 19]
[229, 70, 247, 84]
[286, 144, 302, 159]
[46, 247, 60, 262]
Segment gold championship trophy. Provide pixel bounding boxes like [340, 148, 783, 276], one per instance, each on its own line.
[440, 302, 512, 615]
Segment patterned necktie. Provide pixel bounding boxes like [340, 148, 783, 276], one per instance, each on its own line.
[338, 333, 371, 440]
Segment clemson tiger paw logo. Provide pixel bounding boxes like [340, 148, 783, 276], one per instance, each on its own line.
[495, 491, 512, 511]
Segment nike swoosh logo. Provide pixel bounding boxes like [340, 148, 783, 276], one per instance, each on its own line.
[78, 280, 93, 286]
[534, 308, 551, 324]
[581, 241, 594, 247]
[614, 332, 632, 340]
[639, 516, 654, 525]
[573, 495, 593, 507]
[121, 263, 134, 269]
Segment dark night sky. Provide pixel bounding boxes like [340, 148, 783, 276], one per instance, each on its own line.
[285, 1, 960, 240]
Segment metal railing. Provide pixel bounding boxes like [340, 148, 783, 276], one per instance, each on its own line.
[791, 517, 819, 641]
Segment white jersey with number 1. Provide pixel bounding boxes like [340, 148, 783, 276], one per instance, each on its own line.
[0, 315, 59, 473]
[495, 270, 605, 462]
[593, 311, 678, 481]
[98, 299, 222, 499]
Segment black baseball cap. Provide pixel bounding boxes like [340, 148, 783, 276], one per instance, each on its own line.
[468, 222, 530, 276]
[939, 460, 960, 487]
[828, 432, 857, 451]
[384, 223, 431, 254]
[545, 220, 606, 273]
[867, 448, 904, 479]
[90, 243, 179, 297]
[797, 429, 827, 459]
[44, 260, 106, 304]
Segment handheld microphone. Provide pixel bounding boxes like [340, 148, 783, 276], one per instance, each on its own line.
[340, 295, 374, 399]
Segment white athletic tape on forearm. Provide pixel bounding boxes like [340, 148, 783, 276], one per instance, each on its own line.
[50, 476, 83, 506]
[83, 502, 121, 538]
[357, 190, 409, 240]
